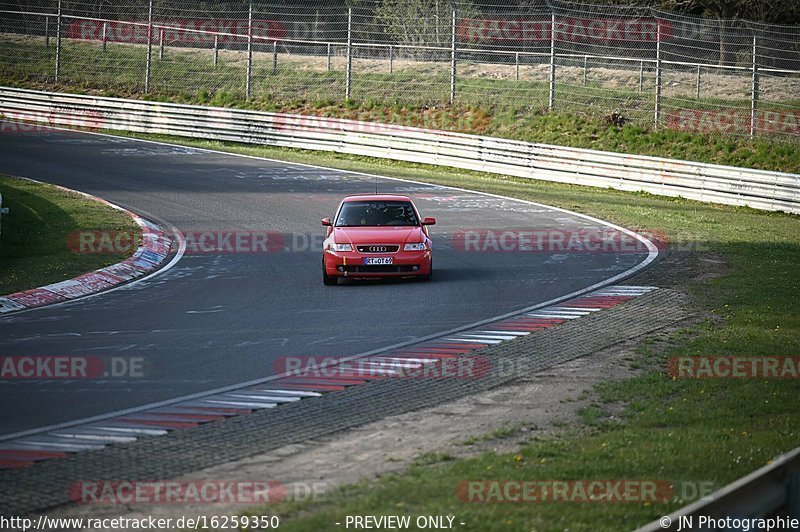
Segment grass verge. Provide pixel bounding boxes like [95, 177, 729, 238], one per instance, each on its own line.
[98, 134, 800, 531]
[0, 175, 140, 295]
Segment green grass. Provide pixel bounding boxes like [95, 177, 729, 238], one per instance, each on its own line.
[0, 175, 140, 294]
[2, 34, 799, 173]
[461, 425, 525, 446]
[108, 136, 800, 531]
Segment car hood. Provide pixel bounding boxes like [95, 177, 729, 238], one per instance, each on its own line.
[332, 226, 425, 245]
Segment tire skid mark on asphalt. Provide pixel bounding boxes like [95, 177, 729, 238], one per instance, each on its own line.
[0, 285, 657, 469]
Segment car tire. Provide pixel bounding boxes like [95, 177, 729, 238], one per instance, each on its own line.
[323, 260, 337, 286]
[421, 260, 432, 281]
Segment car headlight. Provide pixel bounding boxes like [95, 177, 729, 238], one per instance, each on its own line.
[403, 242, 426, 251]
[329, 243, 352, 252]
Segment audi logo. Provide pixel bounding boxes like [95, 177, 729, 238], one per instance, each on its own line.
[369, 246, 387, 252]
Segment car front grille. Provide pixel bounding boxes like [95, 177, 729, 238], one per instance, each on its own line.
[356, 245, 400, 253]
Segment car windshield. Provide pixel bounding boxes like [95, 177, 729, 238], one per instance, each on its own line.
[335, 201, 419, 227]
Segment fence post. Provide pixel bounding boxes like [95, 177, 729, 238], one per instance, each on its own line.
[272, 40, 277, 75]
[246, 0, 253, 99]
[213, 35, 218, 66]
[159, 28, 165, 60]
[583, 55, 587, 85]
[548, 13, 555, 111]
[345, 5, 352, 100]
[515, 52, 519, 80]
[54, 0, 62, 82]
[144, 0, 153, 93]
[327, 42, 332, 71]
[695, 64, 700, 98]
[389, 45, 393, 74]
[639, 60, 643, 93]
[750, 34, 759, 138]
[45, 15, 49, 47]
[450, 3, 457, 104]
[102, 21, 107, 52]
[654, 19, 662, 129]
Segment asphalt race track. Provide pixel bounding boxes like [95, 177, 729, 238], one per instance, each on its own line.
[0, 122, 652, 436]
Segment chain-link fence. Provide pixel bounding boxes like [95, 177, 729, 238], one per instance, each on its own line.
[1, 0, 799, 140]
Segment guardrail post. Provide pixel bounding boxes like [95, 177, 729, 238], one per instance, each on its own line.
[583, 55, 588, 85]
[548, 13, 555, 111]
[246, 0, 253, 100]
[654, 19, 662, 129]
[695, 65, 701, 98]
[44, 15, 49, 47]
[159, 28, 165, 60]
[102, 21, 108, 52]
[327, 42, 332, 71]
[0, 193, 8, 238]
[144, 0, 153, 93]
[54, 0, 62, 82]
[515, 52, 519, 80]
[345, 6, 352, 100]
[450, 3, 457, 104]
[389, 45, 393, 74]
[213, 35, 218, 66]
[750, 34, 759, 138]
[272, 40, 278, 75]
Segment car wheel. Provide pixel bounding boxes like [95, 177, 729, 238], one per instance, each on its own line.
[323, 260, 337, 286]
[421, 260, 432, 281]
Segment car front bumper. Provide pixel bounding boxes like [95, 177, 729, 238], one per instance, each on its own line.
[324, 250, 432, 277]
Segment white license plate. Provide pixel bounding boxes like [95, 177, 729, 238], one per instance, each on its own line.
[364, 257, 393, 265]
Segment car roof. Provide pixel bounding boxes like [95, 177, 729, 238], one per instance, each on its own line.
[341, 194, 413, 203]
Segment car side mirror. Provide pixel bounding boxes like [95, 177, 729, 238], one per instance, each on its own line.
[422, 217, 436, 226]
[321, 217, 332, 226]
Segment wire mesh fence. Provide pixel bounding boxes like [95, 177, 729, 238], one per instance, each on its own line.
[1, 0, 798, 140]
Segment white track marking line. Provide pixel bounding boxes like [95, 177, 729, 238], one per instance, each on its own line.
[456, 334, 520, 341]
[526, 313, 583, 318]
[88, 426, 168, 436]
[199, 400, 278, 409]
[253, 389, 323, 397]
[223, 393, 301, 403]
[444, 338, 503, 344]
[50, 432, 136, 443]
[476, 330, 530, 336]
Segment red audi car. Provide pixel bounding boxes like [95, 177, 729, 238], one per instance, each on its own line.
[322, 194, 435, 285]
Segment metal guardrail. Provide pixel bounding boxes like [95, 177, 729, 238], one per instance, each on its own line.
[0, 86, 798, 215]
[636, 447, 800, 531]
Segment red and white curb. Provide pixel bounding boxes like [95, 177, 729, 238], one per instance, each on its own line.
[0, 285, 656, 470]
[0, 182, 174, 315]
